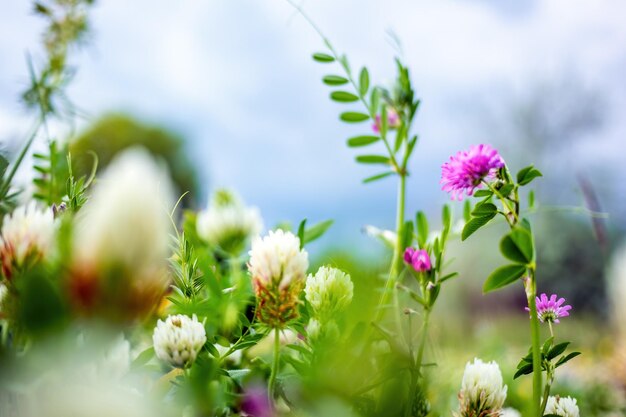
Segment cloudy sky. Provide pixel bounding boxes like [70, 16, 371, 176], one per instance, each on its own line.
[1, 0, 624, 252]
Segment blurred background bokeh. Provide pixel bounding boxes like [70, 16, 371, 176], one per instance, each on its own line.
[1, 1, 625, 415]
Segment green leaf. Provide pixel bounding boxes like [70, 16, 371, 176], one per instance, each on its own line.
[370, 88, 380, 116]
[363, 172, 393, 184]
[401, 221, 414, 251]
[517, 165, 543, 186]
[416, 211, 428, 247]
[547, 342, 570, 360]
[380, 106, 388, 136]
[359, 67, 369, 96]
[528, 190, 535, 209]
[312, 52, 334, 63]
[542, 337, 554, 355]
[297, 219, 306, 249]
[441, 204, 451, 241]
[322, 75, 348, 86]
[472, 202, 497, 217]
[0, 155, 9, 179]
[498, 183, 515, 197]
[438, 272, 459, 283]
[555, 351, 580, 368]
[463, 200, 471, 222]
[340, 112, 370, 123]
[347, 135, 379, 147]
[500, 229, 533, 264]
[331, 91, 359, 103]
[461, 212, 496, 241]
[285, 343, 312, 356]
[304, 219, 334, 244]
[356, 155, 390, 165]
[483, 264, 527, 293]
[473, 189, 493, 198]
[514, 363, 533, 379]
[131, 347, 155, 369]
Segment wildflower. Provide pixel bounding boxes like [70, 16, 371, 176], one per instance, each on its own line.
[305, 266, 353, 322]
[0, 201, 55, 279]
[525, 293, 572, 324]
[241, 385, 273, 417]
[501, 408, 522, 417]
[196, 188, 263, 254]
[248, 230, 308, 328]
[441, 144, 505, 200]
[544, 395, 579, 417]
[70, 147, 172, 317]
[372, 108, 401, 133]
[456, 358, 507, 417]
[403, 247, 432, 273]
[153, 314, 206, 368]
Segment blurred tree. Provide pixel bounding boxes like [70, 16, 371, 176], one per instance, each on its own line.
[70, 113, 199, 205]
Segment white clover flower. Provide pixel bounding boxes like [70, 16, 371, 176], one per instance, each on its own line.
[545, 396, 579, 417]
[457, 358, 507, 417]
[196, 188, 262, 254]
[73, 147, 173, 274]
[153, 314, 206, 368]
[305, 266, 353, 321]
[0, 201, 55, 277]
[501, 408, 522, 417]
[248, 229, 308, 289]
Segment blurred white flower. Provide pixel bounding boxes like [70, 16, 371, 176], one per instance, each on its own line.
[545, 396, 579, 417]
[69, 148, 173, 317]
[501, 407, 522, 417]
[0, 201, 55, 278]
[362, 225, 396, 248]
[73, 147, 173, 273]
[82, 335, 131, 383]
[305, 266, 353, 322]
[248, 229, 308, 289]
[196, 188, 262, 254]
[457, 358, 507, 417]
[153, 314, 206, 368]
[215, 343, 243, 365]
[20, 382, 159, 417]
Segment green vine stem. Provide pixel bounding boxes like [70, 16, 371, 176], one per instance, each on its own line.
[268, 329, 281, 405]
[526, 268, 542, 417]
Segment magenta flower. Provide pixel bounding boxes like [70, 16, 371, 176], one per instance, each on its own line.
[525, 293, 572, 324]
[241, 385, 273, 417]
[440, 144, 505, 200]
[372, 108, 400, 133]
[403, 247, 432, 272]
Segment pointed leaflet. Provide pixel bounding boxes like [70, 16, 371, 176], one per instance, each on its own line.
[483, 264, 527, 293]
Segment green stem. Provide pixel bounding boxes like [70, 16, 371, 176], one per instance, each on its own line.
[0, 119, 42, 199]
[375, 173, 407, 322]
[540, 374, 553, 415]
[484, 181, 519, 225]
[406, 308, 430, 417]
[527, 270, 542, 417]
[268, 329, 281, 405]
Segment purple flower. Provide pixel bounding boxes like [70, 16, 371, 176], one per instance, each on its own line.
[241, 385, 273, 417]
[440, 144, 505, 200]
[403, 247, 432, 272]
[525, 293, 572, 324]
[372, 108, 400, 133]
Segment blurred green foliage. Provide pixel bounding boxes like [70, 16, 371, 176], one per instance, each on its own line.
[70, 113, 199, 204]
